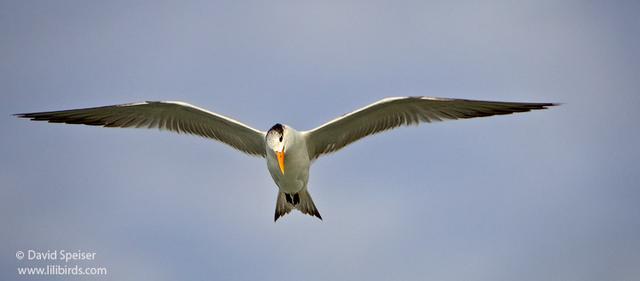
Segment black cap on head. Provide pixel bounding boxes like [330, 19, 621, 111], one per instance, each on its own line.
[269, 123, 284, 134]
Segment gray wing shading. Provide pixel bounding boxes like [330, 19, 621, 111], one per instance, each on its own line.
[15, 101, 266, 157]
[303, 96, 557, 160]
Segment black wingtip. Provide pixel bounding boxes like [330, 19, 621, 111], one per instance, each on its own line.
[14, 112, 45, 120]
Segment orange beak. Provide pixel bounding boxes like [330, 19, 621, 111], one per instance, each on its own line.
[276, 151, 285, 175]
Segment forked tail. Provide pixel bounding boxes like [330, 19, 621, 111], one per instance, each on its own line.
[274, 189, 322, 221]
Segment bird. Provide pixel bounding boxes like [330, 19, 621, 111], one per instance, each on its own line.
[15, 97, 557, 221]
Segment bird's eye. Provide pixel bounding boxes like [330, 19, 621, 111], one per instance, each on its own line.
[279, 136, 283, 142]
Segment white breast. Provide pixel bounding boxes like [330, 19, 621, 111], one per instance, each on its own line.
[265, 127, 311, 194]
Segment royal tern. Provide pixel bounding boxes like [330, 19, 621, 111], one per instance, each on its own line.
[15, 97, 556, 221]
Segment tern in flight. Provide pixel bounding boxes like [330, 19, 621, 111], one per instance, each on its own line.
[16, 97, 556, 221]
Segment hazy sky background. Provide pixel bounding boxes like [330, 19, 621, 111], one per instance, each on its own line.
[2, 1, 639, 280]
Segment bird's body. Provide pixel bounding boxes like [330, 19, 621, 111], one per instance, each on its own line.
[264, 124, 321, 219]
[16, 97, 557, 221]
[266, 125, 309, 194]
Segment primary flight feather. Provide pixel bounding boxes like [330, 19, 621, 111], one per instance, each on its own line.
[16, 97, 557, 221]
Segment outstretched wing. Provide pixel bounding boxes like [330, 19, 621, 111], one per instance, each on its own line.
[15, 101, 266, 157]
[304, 97, 556, 160]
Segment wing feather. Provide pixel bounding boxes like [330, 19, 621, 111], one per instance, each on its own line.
[15, 101, 266, 157]
[304, 97, 557, 160]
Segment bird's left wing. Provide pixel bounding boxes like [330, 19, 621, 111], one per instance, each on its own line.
[303, 97, 556, 160]
[15, 101, 266, 157]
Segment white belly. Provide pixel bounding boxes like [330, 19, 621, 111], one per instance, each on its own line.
[266, 140, 310, 194]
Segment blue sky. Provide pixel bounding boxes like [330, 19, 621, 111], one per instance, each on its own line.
[1, 1, 639, 280]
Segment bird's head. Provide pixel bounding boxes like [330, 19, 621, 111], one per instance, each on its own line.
[266, 123, 287, 175]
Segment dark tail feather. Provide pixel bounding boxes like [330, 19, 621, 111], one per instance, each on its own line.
[274, 192, 294, 222]
[295, 189, 322, 220]
[274, 190, 322, 222]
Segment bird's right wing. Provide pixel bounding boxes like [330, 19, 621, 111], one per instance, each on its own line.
[15, 101, 267, 157]
[303, 97, 556, 160]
